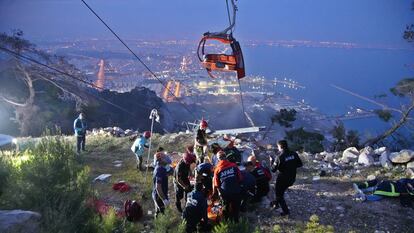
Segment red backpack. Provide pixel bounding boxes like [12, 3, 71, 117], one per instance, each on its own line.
[124, 200, 143, 222]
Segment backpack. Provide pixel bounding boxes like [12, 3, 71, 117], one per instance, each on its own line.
[124, 200, 143, 222]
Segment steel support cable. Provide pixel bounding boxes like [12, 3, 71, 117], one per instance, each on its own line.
[80, 0, 198, 121]
[0, 46, 155, 116]
[226, 0, 250, 127]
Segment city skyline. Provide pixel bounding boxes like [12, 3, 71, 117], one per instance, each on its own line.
[0, 0, 413, 48]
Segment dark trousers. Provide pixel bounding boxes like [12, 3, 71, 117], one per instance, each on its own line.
[222, 196, 241, 222]
[175, 183, 190, 212]
[275, 178, 292, 214]
[153, 194, 165, 217]
[183, 211, 201, 233]
[240, 188, 255, 211]
[76, 135, 85, 153]
[137, 156, 143, 170]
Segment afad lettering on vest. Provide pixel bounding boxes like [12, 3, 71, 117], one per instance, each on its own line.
[285, 155, 295, 162]
[257, 169, 264, 176]
[220, 167, 236, 181]
[187, 195, 198, 207]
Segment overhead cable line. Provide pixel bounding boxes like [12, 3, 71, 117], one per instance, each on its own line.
[80, 0, 198, 121]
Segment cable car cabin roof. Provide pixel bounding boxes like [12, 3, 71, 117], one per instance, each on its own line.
[198, 34, 245, 79]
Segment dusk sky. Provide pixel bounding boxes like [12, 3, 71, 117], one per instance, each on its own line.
[0, 0, 413, 46]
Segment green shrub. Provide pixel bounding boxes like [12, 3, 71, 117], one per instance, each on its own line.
[285, 127, 325, 153]
[0, 135, 98, 233]
[273, 225, 282, 233]
[153, 207, 186, 233]
[303, 215, 334, 233]
[0, 155, 11, 197]
[98, 208, 142, 233]
[212, 218, 251, 233]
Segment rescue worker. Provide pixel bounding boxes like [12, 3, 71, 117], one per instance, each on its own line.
[152, 153, 172, 217]
[270, 140, 303, 216]
[212, 150, 243, 222]
[153, 147, 166, 167]
[73, 113, 87, 154]
[131, 131, 151, 171]
[223, 135, 242, 165]
[174, 151, 197, 213]
[182, 182, 210, 233]
[194, 119, 208, 164]
[240, 161, 256, 212]
[196, 162, 214, 197]
[248, 155, 272, 182]
[247, 155, 271, 202]
[210, 143, 222, 167]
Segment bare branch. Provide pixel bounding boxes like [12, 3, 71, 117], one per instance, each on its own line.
[363, 101, 414, 146]
[0, 95, 27, 107]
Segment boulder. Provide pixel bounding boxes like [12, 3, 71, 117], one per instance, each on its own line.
[341, 147, 359, 163]
[315, 153, 324, 160]
[374, 147, 387, 156]
[407, 168, 414, 179]
[380, 152, 393, 169]
[406, 161, 414, 169]
[389, 150, 414, 163]
[324, 153, 334, 162]
[358, 146, 374, 166]
[124, 129, 134, 136]
[0, 210, 41, 233]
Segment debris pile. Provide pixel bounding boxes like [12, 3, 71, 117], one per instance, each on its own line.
[89, 127, 139, 137]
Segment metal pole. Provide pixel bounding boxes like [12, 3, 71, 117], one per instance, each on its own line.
[145, 109, 159, 180]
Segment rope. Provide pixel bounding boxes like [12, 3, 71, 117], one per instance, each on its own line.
[80, 0, 198, 121]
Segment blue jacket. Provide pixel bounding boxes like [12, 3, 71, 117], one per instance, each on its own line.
[183, 189, 208, 223]
[131, 136, 148, 157]
[73, 117, 87, 136]
[152, 165, 169, 199]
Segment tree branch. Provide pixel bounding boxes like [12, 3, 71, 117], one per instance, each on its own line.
[363, 100, 414, 147]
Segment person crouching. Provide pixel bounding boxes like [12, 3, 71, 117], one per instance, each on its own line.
[212, 150, 243, 222]
[183, 182, 211, 233]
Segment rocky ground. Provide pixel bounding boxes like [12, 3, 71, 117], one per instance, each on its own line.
[76, 132, 414, 233]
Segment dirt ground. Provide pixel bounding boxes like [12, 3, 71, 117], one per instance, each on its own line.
[82, 135, 414, 233]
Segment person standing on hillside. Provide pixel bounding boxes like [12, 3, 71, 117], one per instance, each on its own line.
[174, 151, 197, 213]
[152, 153, 172, 217]
[194, 119, 208, 164]
[131, 131, 151, 171]
[270, 140, 303, 216]
[73, 113, 87, 154]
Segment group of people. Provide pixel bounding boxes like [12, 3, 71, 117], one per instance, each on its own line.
[130, 120, 303, 233]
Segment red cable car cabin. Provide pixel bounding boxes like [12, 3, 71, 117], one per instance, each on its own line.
[197, 33, 245, 79]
